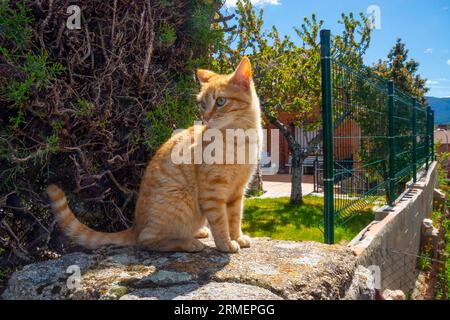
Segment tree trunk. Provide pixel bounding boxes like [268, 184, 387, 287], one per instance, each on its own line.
[260, 104, 322, 205]
[290, 147, 304, 204]
[247, 161, 264, 196]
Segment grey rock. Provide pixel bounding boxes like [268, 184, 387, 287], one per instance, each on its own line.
[293, 253, 324, 266]
[2, 252, 95, 300]
[343, 265, 376, 300]
[121, 282, 283, 300]
[2, 238, 359, 300]
[134, 270, 193, 287]
[383, 289, 406, 300]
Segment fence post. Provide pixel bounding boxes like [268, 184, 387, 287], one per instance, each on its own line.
[411, 99, 417, 183]
[426, 106, 431, 171]
[431, 109, 435, 161]
[320, 29, 334, 244]
[387, 81, 395, 206]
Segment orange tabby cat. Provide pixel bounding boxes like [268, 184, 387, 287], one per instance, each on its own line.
[47, 57, 262, 253]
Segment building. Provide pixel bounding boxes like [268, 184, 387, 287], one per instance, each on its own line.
[434, 124, 450, 178]
[264, 111, 361, 175]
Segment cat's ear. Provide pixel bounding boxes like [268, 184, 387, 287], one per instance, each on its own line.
[197, 69, 217, 84]
[230, 57, 252, 90]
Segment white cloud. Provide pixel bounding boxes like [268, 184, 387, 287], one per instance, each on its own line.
[424, 48, 434, 54]
[426, 80, 439, 85]
[225, 0, 281, 7]
[447, 60, 450, 66]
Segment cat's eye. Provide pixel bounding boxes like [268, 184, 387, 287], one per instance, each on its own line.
[216, 97, 227, 107]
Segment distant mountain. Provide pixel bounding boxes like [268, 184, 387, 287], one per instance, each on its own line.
[427, 97, 450, 124]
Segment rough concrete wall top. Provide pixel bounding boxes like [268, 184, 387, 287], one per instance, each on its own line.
[2, 238, 359, 300]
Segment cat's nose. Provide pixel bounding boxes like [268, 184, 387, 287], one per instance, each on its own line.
[202, 112, 212, 122]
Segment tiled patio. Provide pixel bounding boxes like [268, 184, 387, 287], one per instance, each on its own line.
[260, 174, 315, 198]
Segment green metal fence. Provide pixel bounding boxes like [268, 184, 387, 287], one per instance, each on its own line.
[320, 30, 435, 244]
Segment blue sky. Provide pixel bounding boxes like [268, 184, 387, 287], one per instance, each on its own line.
[224, 0, 450, 98]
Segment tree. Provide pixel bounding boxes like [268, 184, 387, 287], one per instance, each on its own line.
[213, 0, 371, 203]
[372, 38, 428, 103]
[367, 39, 429, 201]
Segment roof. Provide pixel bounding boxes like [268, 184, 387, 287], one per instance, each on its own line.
[435, 129, 450, 144]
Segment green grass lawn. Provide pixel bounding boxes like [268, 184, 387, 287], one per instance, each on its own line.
[242, 196, 374, 244]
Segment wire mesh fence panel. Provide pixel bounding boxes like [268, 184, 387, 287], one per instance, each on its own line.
[320, 30, 434, 242]
[416, 106, 429, 171]
[392, 88, 415, 199]
[377, 248, 420, 294]
[331, 60, 388, 224]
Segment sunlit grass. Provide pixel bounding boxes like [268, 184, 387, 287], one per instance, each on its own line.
[242, 196, 374, 244]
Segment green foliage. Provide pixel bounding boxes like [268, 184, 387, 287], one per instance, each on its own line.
[326, 13, 430, 207]
[439, 217, 450, 299]
[157, 22, 177, 47]
[9, 110, 25, 129]
[243, 196, 374, 243]
[3, 50, 64, 109]
[435, 151, 450, 299]
[245, 189, 264, 197]
[0, 1, 64, 182]
[143, 77, 199, 150]
[333, 12, 371, 67]
[437, 151, 450, 190]
[212, 0, 372, 203]
[0, 0, 32, 50]
[1, 0, 63, 116]
[187, 0, 224, 68]
[418, 252, 432, 271]
[0, 266, 12, 280]
[46, 134, 59, 154]
[0, 0, 65, 199]
[144, 0, 223, 149]
[372, 38, 428, 103]
[213, 0, 371, 130]
[0, 266, 13, 289]
[75, 99, 94, 118]
[52, 118, 65, 131]
[159, 0, 174, 7]
[191, 5, 220, 46]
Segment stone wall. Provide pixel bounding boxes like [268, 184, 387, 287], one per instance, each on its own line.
[2, 238, 374, 300]
[2, 162, 437, 300]
[349, 162, 438, 294]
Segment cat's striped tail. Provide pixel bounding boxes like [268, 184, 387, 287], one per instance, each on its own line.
[47, 184, 135, 249]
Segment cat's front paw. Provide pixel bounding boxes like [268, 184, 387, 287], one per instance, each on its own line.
[216, 240, 240, 253]
[237, 235, 252, 248]
[196, 227, 210, 239]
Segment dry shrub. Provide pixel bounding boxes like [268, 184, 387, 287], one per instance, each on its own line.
[0, 0, 224, 268]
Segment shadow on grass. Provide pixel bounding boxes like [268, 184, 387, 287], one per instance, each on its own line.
[242, 196, 374, 243]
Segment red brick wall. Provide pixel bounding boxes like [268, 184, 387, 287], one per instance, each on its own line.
[334, 118, 361, 161]
[264, 112, 361, 173]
